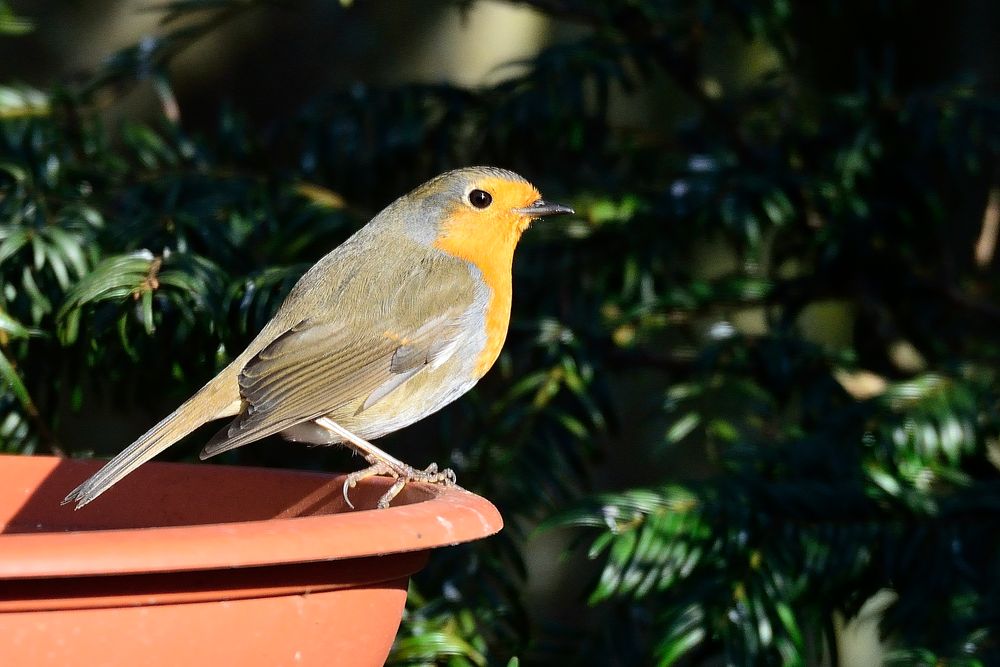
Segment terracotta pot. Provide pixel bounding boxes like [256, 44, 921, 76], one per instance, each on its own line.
[0, 454, 502, 666]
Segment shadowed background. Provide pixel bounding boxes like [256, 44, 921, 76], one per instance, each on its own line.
[1, 1, 999, 665]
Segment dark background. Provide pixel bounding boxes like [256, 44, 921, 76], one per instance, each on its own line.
[2, 1, 1000, 664]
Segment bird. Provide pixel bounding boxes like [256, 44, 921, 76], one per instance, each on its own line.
[63, 166, 573, 510]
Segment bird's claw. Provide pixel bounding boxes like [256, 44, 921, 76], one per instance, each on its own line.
[342, 460, 456, 510]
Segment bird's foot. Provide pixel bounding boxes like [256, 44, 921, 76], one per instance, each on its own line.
[343, 459, 456, 510]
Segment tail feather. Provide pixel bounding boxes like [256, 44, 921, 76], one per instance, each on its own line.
[63, 372, 241, 509]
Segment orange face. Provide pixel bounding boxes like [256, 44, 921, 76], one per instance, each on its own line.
[433, 175, 542, 255]
[432, 176, 543, 375]
[431, 174, 569, 376]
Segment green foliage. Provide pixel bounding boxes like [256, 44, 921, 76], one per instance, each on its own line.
[2, 1, 999, 664]
[556, 360, 1000, 665]
[0, 1, 32, 36]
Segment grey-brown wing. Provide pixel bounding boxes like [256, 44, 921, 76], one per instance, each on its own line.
[199, 310, 469, 458]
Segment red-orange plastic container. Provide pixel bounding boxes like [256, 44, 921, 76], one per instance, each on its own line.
[0, 455, 502, 666]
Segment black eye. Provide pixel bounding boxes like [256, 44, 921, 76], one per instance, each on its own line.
[469, 189, 492, 209]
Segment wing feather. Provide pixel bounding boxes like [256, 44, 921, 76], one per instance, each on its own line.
[199, 255, 478, 459]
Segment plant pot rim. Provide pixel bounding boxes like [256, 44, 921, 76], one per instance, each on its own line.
[0, 454, 503, 580]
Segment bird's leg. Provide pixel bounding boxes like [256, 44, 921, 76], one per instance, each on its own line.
[314, 417, 456, 509]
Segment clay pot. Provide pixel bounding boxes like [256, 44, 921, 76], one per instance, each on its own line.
[0, 454, 502, 666]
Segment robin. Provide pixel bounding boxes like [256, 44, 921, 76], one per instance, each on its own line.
[64, 166, 573, 510]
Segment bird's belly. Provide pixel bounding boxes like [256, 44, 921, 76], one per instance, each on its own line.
[354, 365, 479, 439]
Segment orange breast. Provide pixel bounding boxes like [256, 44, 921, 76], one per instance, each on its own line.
[433, 213, 517, 377]
[475, 271, 512, 376]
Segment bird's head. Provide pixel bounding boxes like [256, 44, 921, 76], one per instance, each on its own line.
[395, 166, 573, 258]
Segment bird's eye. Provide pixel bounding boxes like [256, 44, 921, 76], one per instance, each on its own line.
[469, 189, 493, 209]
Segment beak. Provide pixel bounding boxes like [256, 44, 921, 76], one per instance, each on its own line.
[514, 199, 575, 218]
